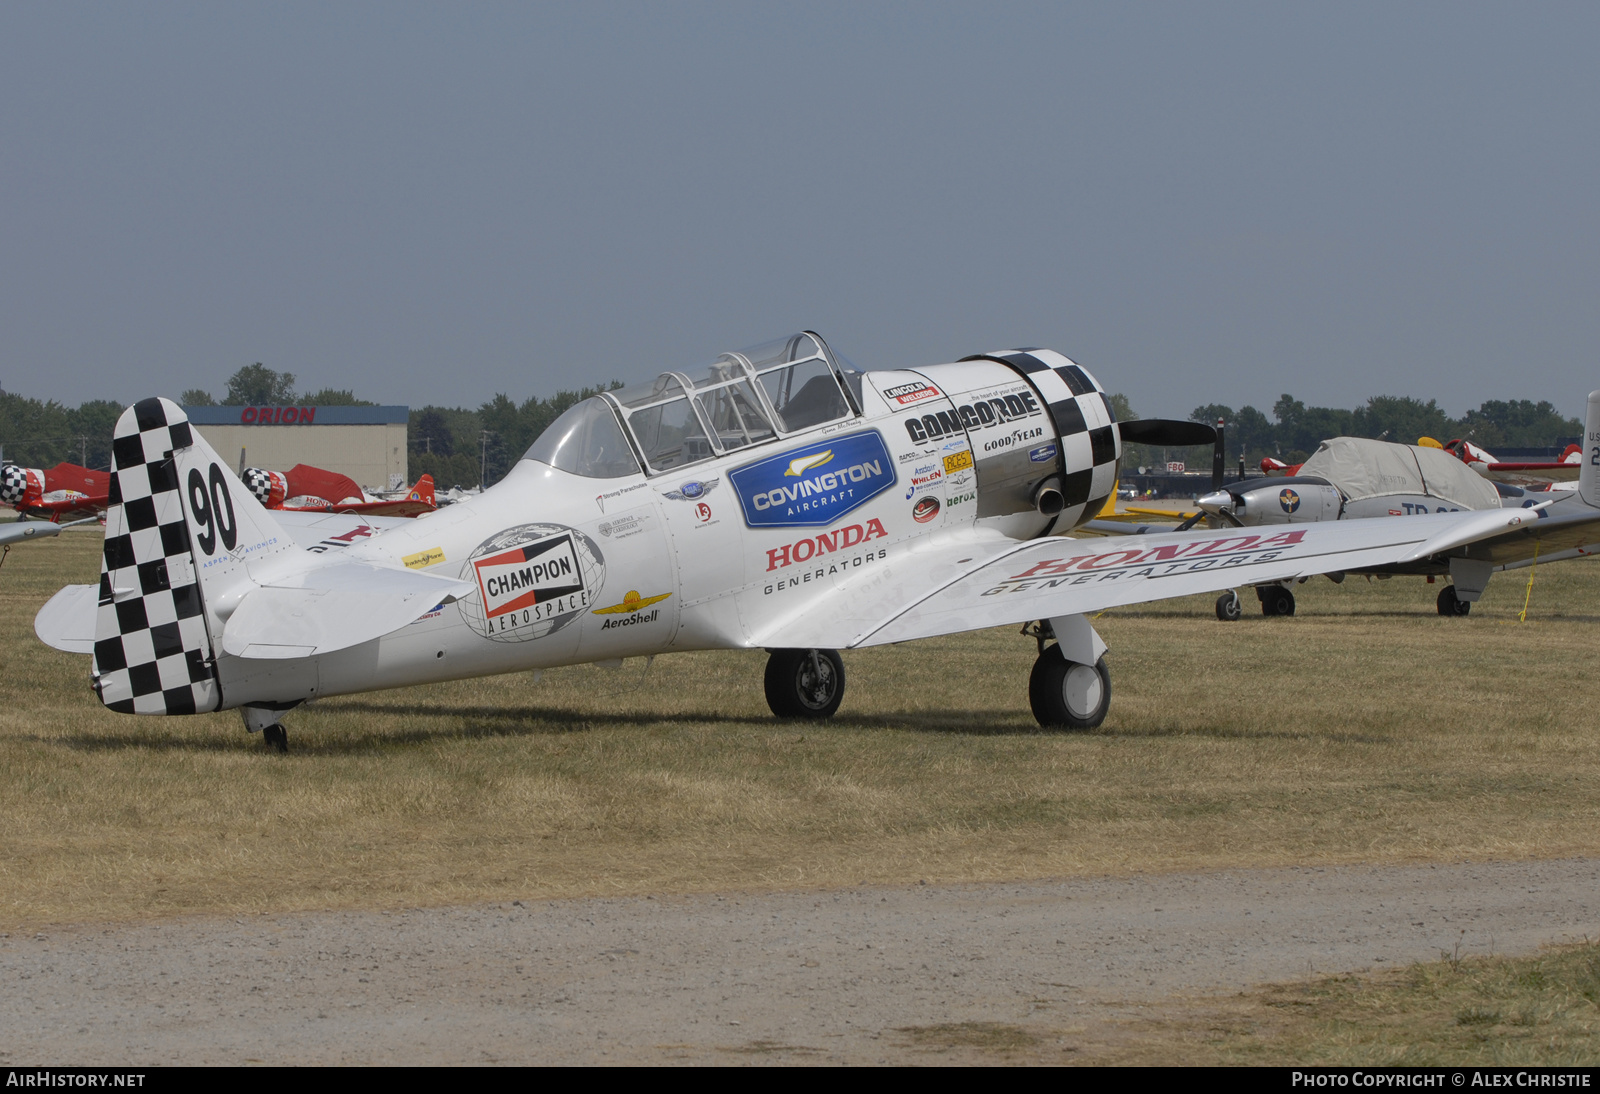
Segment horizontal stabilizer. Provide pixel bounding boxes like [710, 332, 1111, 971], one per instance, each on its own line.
[35, 583, 98, 653]
[221, 560, 475, 659]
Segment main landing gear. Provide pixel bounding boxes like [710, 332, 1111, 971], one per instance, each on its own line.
[764, 648, 845, 719]
[1437, 583, 1471, 616]
[1257, 584, 1296, 617]
[1023, 616, 1111, 730]
[1215, 585, 1294, 619]
[242, 704, 297, 753]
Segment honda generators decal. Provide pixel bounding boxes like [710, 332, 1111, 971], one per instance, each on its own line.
[729, 430, 896, 528]
[458, 523, 606, 642]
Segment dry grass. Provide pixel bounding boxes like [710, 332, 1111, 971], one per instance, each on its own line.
[1066, 941, 1600, 1066]
[2, 530, 1599, 928]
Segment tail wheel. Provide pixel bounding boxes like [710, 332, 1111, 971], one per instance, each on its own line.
[764, 648, 845, 720]
[1437, 584, 1471, 616]
[1028, 645, 1111, 730]
[1215, 591, 1242, 621]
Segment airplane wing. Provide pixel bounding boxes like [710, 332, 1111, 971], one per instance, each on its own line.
[759, 506, 1590, 650]
[17, 495, 110, 522]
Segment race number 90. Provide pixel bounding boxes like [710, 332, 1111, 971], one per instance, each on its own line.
[187, 464, 237, 556]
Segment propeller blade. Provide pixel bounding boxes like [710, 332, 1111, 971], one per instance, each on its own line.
[1117, 419, 1217, 447]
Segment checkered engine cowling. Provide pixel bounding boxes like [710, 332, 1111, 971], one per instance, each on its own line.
[1, 463, 28, 506]
[963, 349, 1120, 531]
[92, 398, 221, 715]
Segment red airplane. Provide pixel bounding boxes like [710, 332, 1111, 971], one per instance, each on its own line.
[1420, 437, 1582, 490]
[0, 462, 110, 521]
[240, 464, 437, 517]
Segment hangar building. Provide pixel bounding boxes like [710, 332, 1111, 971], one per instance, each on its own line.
[182, 404, 410, 492]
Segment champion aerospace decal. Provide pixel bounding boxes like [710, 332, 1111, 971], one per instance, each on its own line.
[729, 430, 896, 528]
[457, 523, 606, 642]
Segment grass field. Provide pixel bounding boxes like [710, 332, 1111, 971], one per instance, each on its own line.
[899, 943, 1600, 1065]
[3, 528, 1599, 929]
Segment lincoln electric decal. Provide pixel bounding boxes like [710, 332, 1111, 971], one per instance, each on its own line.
[458, 523, 606, 642]
[729, 431, 896, 528]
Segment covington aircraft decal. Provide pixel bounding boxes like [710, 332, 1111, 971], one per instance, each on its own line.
[729, 430, 896, 528]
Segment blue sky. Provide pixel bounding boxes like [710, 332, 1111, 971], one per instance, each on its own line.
[3, 2, 1596, 418]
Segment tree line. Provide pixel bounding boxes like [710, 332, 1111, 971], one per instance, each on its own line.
[0, 364, 1582, 483]
[1116, 392, 1582, 472]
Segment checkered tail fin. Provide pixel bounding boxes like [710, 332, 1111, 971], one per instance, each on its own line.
[92, 398, 292, 715]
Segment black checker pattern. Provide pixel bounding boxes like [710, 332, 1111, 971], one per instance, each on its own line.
[242, 467, 273, 505]
[0, 463, 27, 506]
[91, 397, 221, 716]
[963, 349, 1122, 530]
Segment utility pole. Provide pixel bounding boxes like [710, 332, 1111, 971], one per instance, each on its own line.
[479, 430, 493, 489]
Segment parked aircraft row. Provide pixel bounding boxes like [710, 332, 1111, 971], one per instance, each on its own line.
[32, 332, 1598, 749]
[1097, 424, 1597, 618]
[1, 459, 436, 545]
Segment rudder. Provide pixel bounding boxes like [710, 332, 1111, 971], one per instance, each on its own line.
[93, 399, 218, 714]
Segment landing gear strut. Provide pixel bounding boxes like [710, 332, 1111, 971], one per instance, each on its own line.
[1257, 584, 1296, 617]
[764, 648, 845, 719]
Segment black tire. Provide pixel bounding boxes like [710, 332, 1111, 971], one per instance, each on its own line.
[263, 724, 288, 753]
[1028, 645, 1111, 730]
[1258, 585, 1296, 617]
[1437, 584, 1471, 616]
[764, 649, 845, 720]
[1215, 592, 1242, 621]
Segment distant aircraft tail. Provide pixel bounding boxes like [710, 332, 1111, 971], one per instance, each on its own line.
[93, 398, 293, 714]
[406, 474, 435, 507]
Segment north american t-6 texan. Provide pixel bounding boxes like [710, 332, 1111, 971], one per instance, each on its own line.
[32, 333, 1600, 750]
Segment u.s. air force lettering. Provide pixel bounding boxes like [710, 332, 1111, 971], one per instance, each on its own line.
[458, 523, 606, 642]
[729, 430, 895, 528]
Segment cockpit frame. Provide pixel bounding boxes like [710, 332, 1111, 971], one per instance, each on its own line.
[598, 330, 859, 477]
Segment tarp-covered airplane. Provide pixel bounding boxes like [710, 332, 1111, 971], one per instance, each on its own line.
[1185, 433, 1599, 617]
[32, 333, 1600, 749]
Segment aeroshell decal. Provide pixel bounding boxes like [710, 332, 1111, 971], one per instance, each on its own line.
[457, 523, 606, 642]
[729, 430, 896, 528]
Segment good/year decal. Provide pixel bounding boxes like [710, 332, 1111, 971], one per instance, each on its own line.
[458, 523, 606, 642]
[729, 431, 896, 528]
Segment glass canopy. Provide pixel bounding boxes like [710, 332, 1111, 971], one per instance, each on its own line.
[523, 332, 858, 478]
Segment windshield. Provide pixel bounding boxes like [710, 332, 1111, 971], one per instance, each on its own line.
[522, 398, 641, 478]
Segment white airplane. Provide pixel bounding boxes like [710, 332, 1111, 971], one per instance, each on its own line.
[32, 333, 1600, 750]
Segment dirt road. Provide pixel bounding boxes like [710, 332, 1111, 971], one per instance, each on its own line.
[5, 858, 1596, 1065]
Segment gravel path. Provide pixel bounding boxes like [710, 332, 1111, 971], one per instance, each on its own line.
[5, 859, 1596, 1065]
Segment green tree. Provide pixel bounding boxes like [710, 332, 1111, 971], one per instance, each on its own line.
[1350, 395, 1456, 445]
[180, 388, 217, 406]
[1273, 395, 1353, 463]
[224, 364, 297, 405]
[1458, 399, 1582, 449]
[298, 388, 375, 406]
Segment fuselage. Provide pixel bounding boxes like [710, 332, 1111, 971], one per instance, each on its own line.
[211, 354, 1117, 711]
